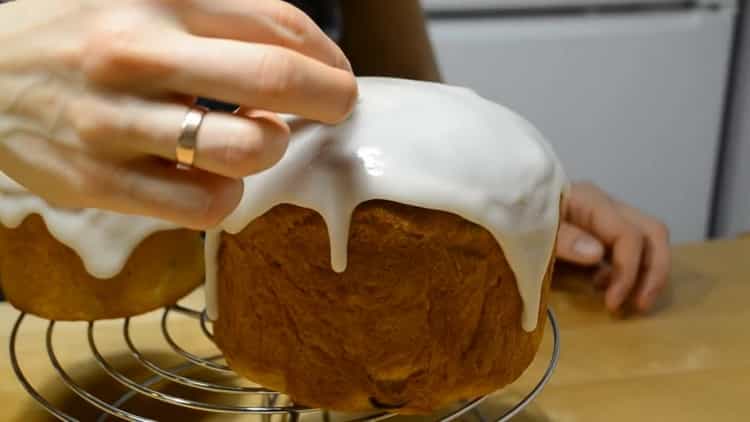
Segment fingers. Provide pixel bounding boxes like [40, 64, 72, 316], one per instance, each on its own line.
[161, 35, 358, 123]
[69, 94, 291, 179]
[81, 27, 358, 123]
[555, 221, 605, 266]
[617, 201, 672, 312]
[173, 0, 352, 71]
[562, 182, 672, 314]
[564, 182, 645, 312]
[604, 223, 644, 312]
[95, 157, 244, 229]
[0, 134, 242, 229]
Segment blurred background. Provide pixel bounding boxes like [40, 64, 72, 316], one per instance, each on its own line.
[420, 0, 748, 243]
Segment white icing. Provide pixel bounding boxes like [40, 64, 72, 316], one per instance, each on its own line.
[0, 172, 179, 279]
[206, 77, 567, 331]
[0, 77, 565, 331]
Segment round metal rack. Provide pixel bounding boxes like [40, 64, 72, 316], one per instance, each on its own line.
[9, 304, 560, 422]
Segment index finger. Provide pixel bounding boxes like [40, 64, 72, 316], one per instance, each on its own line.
[165, 36, 358, 123]
[84, 29, 358, 124]
[173, 0, 352, 71]
[566, 183, 644, 311]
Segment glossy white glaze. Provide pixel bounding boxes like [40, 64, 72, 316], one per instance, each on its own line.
[206, 77, 566, 331]
[0, 172, 178, 279]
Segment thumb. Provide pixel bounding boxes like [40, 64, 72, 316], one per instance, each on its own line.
[556, 222, 605, 266]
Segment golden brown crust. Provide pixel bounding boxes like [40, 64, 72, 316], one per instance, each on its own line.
[0, 214, 204, 321]
[214, 200, 554, 413]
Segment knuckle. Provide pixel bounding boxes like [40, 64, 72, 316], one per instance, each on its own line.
[109, 99, 140, 139]
[631, 223, 646, 245]
[79, 17, 172, 85]
[74, 167, 110, 199]
[619, 220, 644, 247]
[68, 98, 114, 144]
[269, 2, 347, 70]
[272, 3, 315, 39]
[112, 166, 140, 202]
[69, 97, 139, 147]
[65, 156, 121, 202]
[81, 27, 141, 81]
[254, 49, 296, 98]
[220, 125, 288, 177]
[221, 140, 264, 178]
[651, 221, 670, 242]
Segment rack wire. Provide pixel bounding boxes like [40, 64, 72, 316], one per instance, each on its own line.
[9, 304, 560, 422]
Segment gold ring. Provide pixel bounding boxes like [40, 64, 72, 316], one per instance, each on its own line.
[176, 107, 206, 168]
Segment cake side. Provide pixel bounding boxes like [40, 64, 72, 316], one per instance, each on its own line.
[0, 214, 205, 320]
[213, 200, 555, 413]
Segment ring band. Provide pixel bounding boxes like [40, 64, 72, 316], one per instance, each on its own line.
[176, 107, 206, 168]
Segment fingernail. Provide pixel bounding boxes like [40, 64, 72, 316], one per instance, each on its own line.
[573, 237, 603, 258]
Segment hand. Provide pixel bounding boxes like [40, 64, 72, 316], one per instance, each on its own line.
[0, 0, 357, 229]
[555, 182, 671, 313]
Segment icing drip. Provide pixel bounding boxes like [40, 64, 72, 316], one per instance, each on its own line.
[206, 77, 567, 331]
[0, 172, 178, 279]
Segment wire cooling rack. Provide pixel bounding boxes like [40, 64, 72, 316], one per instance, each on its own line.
[9, 304, 560, 422]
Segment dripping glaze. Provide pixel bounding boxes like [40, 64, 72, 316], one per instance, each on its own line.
[0, 172, 178, 279]
[206, 77, 567, 332]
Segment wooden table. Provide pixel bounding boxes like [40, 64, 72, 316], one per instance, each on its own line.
[1, 238, 749, 422]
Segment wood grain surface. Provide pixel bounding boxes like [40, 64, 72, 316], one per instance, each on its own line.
[1, 238, 748, 421]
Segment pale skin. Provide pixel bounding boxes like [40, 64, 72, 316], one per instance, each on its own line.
[0, 0, 669, 314]
[0, 0, 358, 228]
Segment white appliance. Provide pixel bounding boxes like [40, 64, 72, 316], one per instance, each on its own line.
[713, 5, 750, 238]
[424, 0, 737, 243]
